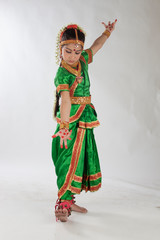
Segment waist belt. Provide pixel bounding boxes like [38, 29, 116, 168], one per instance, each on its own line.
[70, 96, 91, 105]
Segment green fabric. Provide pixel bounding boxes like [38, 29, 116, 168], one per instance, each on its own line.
[52, 124, 101, 200]
[52, 49, 102, 200]
[54, 49, 99, 127]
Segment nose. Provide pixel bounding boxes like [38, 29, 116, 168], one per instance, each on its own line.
[69, 52, 76, 60]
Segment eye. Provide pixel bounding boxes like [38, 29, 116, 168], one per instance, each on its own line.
[66, 50, 71, 54]
[75, 52, 81, 55]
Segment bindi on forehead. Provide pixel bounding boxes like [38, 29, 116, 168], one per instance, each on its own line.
[65, 46, 82, 52]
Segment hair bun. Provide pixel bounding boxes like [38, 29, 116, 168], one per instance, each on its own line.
[66, 24, 78, 29]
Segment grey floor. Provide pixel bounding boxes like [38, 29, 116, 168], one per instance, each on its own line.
[1, 163, 160, 240]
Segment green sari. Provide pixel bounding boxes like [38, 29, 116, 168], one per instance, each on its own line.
[52, 48, 102, 200]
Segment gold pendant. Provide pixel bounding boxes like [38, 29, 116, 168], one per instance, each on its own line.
[76, 76, 83, 83]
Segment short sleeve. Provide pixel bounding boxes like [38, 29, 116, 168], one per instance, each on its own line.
[80, 48, 93, 65]
[54, 68, 70, 95]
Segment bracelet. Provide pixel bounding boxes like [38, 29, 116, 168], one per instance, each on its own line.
[60, 121, 69, 130]
[102, 29, 111, 38]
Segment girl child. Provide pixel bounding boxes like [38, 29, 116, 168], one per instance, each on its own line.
[52, 20, 117, 222]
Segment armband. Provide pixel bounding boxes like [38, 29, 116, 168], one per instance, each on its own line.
[102, 29, 111, 38]
[60, 121, 69, 130]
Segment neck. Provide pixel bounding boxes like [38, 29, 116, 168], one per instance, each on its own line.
[70, 61, 79, 67]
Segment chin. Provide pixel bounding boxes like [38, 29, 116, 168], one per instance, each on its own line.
[67, 61, 75, 65]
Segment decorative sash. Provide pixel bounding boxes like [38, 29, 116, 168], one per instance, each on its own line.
[61, 60, 83, 97]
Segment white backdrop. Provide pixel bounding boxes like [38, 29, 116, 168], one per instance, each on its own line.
[0, 0, 160, 185]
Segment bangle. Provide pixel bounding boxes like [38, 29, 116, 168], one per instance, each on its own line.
[102, 29, 111, 38]
[60, 121, 69, 130]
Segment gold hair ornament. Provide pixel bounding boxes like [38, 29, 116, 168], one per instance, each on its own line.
[55, 24, 86, 65]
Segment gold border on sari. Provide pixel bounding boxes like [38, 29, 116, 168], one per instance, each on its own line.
[82, 183, 102, 192]
[83, 172, 102, 181]
[56, 105, 86, 124]
[79, 120, 100, 129]
[70, 79, 79, 97]
[69, 185, 81, 194]
[73, 175, 82, 182]
[61, 59, 81, 77]
[57, 84, 69, 94]
[58, 128, 86, 199]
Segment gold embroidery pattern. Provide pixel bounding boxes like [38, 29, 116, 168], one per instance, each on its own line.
[83, 172, 102, 181]
[79, 120, 100, 129]
[73, 175, 82, 182]
[69, 185, 81, 194]
[57, 84, 69, 94]
[61, 60, 81, 77]
[70, 80, 79, 97]
[60, 39, 84, 48]
[85, 49, 93, 64]
[71, 96, 91, 105]
[58, 128, 85, 199]
[56, 105, 86, 124]
[82, 183, 101, 192]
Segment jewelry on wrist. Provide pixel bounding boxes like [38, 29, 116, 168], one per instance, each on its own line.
[60, 121, 69, 130]
[102, 29, 111, 38]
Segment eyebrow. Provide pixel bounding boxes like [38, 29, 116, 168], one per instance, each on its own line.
[66, 47, 82, 52]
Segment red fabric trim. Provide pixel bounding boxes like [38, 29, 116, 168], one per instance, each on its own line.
[73, 175, 82, 182]
[89, 103, 95, 110]
[82, 183, 101, 192]
[58, 128, 85, 199]
[56, 105, 86, 124]
[69, 185, 81, 194]
[83, 172, 102, 181]
[70, 79, 79, 97]
[85, 49, 93, 64]
[80, 55, 86, 64]
[57, 84, 69, 94]
[79, 120, 100, 129]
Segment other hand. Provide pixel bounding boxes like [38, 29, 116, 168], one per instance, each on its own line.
[52, 129, 72, 149]
[102, 19, 117, 34]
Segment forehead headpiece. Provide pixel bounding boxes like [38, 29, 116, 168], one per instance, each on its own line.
[55, 24, 85, 64]
[59, 24, 84, 48]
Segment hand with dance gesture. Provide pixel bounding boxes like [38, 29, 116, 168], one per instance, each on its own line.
[102, 19, 117, 34]
[52, 128, 72, 149]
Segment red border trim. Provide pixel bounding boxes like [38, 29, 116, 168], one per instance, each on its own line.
[57, 84, 69, 94]
[80, 55, 86, 64]
[56, 105, 86, 124]
[85, 49, 93, 64]
[79, 120, 100, 129]
[82, 183, 101, 192]
[58, 128, 85, 199]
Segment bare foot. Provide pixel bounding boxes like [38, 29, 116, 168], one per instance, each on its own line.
[55, 208, 69, 222]
[71, 203, 88, 213]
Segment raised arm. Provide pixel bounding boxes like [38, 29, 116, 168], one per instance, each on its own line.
[90, 19, 117, 56]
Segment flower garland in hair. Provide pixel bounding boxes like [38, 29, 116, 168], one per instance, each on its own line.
[55, 24, 86, 65]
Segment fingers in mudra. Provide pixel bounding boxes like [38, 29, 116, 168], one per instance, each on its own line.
[52, 129, 72, 149]
[102, 19, 117, 32]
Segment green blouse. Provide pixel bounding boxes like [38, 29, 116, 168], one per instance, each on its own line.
[54, 48, 100, 129]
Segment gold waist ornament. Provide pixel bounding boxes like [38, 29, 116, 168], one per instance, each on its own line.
[70, 96, 91, 105]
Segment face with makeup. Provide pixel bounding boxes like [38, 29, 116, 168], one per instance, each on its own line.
[61, 43, 83, 65]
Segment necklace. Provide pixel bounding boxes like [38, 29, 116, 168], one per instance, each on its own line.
[61, 60, 81, 77]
